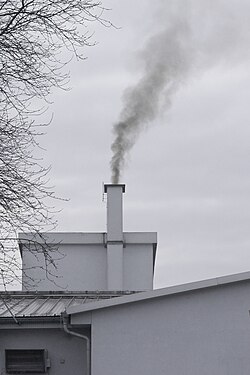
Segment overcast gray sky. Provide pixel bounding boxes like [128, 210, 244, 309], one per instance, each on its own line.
[40, 0, 250, 288]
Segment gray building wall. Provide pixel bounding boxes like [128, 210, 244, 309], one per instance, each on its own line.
[0, 327, 88, 375]
[73, 280, 250, 375]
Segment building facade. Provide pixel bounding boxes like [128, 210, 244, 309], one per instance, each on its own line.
[0, 184, 249, 374]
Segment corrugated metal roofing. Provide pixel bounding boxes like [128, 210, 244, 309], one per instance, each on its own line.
[0, 291, 135, 318]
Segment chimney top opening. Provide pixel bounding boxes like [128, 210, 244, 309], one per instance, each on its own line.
[104, 184, 125, 193]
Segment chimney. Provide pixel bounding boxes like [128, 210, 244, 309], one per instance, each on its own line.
[19, 183, 157, 292]
[104, 184, 125, 290]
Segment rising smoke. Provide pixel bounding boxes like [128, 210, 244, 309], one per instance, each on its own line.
[110, 0, 250, 184]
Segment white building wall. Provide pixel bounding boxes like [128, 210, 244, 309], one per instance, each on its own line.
[123, 244, 153, 290]
[87, 280, 250, 375]
[22, 243, 107, 291]
[20, 232, 156, 291]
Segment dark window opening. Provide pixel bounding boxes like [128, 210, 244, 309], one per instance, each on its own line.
[5, 349, 47, 373]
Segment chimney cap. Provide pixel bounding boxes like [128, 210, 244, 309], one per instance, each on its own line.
[104, 184, 125, 193]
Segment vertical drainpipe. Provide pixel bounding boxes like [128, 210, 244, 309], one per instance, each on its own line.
[62, 313, 90, 375]
[104, 184, 125, 291]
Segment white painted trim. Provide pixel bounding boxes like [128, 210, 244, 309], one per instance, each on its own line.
[19, 232, 157, 245]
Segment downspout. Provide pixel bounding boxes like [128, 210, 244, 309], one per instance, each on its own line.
[62, 312, 90, 375]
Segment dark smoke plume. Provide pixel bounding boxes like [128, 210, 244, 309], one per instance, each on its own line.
[111, 21, 192, 184]
[110, 0, 250, 183]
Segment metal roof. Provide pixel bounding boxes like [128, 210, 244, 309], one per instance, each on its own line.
[0, 291, 135, 318]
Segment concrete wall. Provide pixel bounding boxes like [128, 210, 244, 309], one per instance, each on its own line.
[77, 280, 250, 375]
[123, 244, 153, 290]
[22, 243, 107, 291]
[20, 232, 156, 291]
[0, 328, 87, 375]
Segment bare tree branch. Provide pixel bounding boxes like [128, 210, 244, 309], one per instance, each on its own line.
[0, 0, 111, 288]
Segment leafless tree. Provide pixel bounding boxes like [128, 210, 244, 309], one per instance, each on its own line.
[0, 0, 110, 288]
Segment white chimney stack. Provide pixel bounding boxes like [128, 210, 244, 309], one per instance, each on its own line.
[104, 184, 125, 291]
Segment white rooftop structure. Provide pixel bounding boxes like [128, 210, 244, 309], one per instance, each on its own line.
[19, 184, 157, 292]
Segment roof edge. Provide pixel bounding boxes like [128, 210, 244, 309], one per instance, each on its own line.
[18, 232, 157, 245]
[67, 270, 250, 315]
